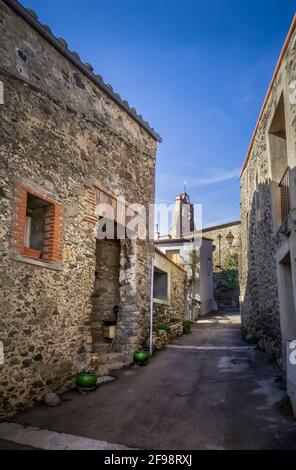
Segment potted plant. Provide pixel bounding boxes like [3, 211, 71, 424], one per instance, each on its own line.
[133, 350, 150, 366]
[76, 367, 97, 391]
[183, 320, 192, 335]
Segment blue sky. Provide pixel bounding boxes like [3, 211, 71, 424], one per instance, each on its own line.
[24, 0, 295, 229]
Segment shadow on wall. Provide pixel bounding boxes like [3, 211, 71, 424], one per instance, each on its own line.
[240, 173, 294, 360]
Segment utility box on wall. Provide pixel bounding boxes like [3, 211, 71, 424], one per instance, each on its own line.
[287, 341, 296, 418]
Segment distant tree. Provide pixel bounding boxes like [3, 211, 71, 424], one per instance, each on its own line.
[180, 248, 200, 284]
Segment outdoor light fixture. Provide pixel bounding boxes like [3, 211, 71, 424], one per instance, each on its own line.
[226, 230, 235, 247]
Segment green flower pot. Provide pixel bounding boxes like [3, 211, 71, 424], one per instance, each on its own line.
[76, 373, 97, 391]
[133, 350, 149, 366]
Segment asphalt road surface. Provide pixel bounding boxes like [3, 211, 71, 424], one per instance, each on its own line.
[2, 313, 296, 450]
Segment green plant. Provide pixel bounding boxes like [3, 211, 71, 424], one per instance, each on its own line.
[80, 367, 96, 375]
[180, 249, 200, 283]
[153, 323, 171, 335]
[183, 320, 192, 335]
[219, 253, 239, 289]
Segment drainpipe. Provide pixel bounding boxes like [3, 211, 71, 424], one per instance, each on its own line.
[149, 257, 155, 356]
[218, 234, 222, 269]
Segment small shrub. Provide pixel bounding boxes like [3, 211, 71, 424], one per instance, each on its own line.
[183, 320, 192, 335]
[154, 323, 171, 335]
[219, 253, 239, 289]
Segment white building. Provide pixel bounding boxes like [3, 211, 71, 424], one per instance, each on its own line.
[155, 193, 216, 319]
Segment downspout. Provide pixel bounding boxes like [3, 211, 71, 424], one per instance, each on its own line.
[149, 257, 155, 356]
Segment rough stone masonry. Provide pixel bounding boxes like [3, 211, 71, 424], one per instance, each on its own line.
[240, 16, 296, 361]
[0, 0, 160, 417]
[203, 221, 241, 311]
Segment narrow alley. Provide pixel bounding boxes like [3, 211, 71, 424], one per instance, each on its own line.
[2, 0, 296, 457]
[1, 313, 296, 450]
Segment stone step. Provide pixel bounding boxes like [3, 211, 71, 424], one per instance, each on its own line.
[91, 352, 132, 377]
[95, 352, 131, 365]
[92, 341, 110, 354]
[96, 361, 130, 378]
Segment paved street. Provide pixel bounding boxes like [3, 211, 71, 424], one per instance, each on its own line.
[0, 439, 36, 450]
[1, 313, 296, 450]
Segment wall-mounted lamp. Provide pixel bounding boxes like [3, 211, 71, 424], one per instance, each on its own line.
[226, 230, 235, 247]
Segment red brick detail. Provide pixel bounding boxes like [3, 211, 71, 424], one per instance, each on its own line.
[42, 203, 64, 262]
[23, 247, 42, 260]
[84, 183, 140, 226]
[83, 215, 98, 225]
[84, 188, 99, 225]
[10, 185, 27, 255]
[11, 185, 64, 263]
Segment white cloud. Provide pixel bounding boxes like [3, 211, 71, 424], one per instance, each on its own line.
[158, 168, 240, 191]
[188, 168, 240, 187]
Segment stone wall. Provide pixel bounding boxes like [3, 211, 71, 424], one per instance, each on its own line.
[91, 240, 120, 351]
[203, 222, 241, 311]
[203, 222, 241, 270]
[240, 19, 296, 359]
[153, 250, 187, 324]
[92, 240, 120, 323]
[0, 1, 158, 417]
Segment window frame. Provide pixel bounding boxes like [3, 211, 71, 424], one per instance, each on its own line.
[153, 266, 169, 303]
[11, 185, 64, 264]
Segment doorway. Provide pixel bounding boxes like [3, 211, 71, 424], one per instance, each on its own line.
[91, 239, 121, 354]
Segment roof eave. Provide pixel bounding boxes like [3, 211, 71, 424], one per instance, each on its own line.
[203, 220, 241, 232]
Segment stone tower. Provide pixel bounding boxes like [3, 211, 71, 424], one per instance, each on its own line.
[171, 192, 195, 238]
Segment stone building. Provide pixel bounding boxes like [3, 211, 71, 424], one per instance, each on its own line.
[203, 221, 241, 270]
[240, 15, 296, 367]
[156, 193, 216, 318]
[0, 0, 161, 417]
[203, 221, 241, 311]
[153, 248, 187, 324]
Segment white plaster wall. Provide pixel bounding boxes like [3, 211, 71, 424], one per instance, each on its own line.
[156, 238, 215, 317]
[200, 238, 216, 316]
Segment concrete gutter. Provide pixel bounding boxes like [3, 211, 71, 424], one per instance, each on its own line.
[3, 0, 162, 143]
[0, 423, 134, 450]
